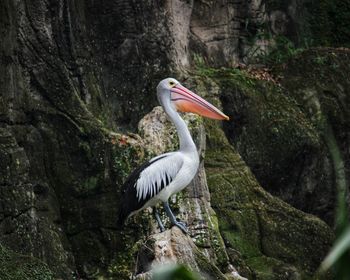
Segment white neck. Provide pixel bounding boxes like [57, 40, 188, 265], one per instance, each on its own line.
[162, 98, 197, 153]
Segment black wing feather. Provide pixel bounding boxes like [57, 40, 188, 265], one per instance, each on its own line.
[117, 155, 173, 227]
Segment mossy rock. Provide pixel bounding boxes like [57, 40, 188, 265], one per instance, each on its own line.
[0, 243, 54, 280]
[134, 227, 228, 280]
[192, 63, 342, 225]
[204, 119, 333, 279]
[279, 48, 350, 221]
[280, 48, 350, 132]
[187, 76, 334, 279]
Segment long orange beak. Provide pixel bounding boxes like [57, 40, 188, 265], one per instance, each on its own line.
[170, 84, 229, 120]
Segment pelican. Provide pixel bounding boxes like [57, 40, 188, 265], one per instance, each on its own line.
[117, 78, 229, 233]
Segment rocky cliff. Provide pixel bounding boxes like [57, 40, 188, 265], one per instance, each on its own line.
[0, 0, 349, 279]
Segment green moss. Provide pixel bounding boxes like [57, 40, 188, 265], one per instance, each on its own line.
[107, 242, 140, 279]
[195, 66, 256, 90]
[204, 117, 332, 277]
[280, 48, 350, 213]
[112, 140, 144, 182]
[246, 256, 303, 280]
[206, 210, 229, 268]
[106, 227, 149, 280]
[192, 247, 227, 280]
[83, 176, 98, 190]
[190, 74, 334, 279]
[218, 209, 261, 259]
[195, 65, 323, 201]
[281, 47, 350, 227]
[0, 244, 54, 280]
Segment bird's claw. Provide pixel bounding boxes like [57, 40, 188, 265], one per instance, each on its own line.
[173, 221, 188, 234]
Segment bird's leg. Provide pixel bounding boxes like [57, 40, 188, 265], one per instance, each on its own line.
[153, 207, 165, 232]
[163, 201, 187, 234]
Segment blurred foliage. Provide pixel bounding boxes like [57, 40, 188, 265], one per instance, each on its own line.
[245, 0, 350, 66]
[321, 227, 350, 279]
[305, 0, 350, 47]
[152, 264, 199, 280]
[264, 0, 350, 47]
[320, 170, 350, 279]
[257, 36, 304, 66]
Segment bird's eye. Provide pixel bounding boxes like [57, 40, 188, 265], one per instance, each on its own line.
[169, 81, 175, 87]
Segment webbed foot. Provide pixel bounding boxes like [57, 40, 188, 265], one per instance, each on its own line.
[173, 220, 188, 234]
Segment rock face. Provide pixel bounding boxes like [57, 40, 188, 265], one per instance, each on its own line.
[135, 227, 229, 280]
[0, 243, 53, 280]
[279, 48, 350, 223]
[0, 0, 345, 279]
[212, 49, 350, 225]
[0, 127, 75, 278]
[204, 118, 332, 279]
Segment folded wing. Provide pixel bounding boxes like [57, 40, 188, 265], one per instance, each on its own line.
[117, 152, 183, 226]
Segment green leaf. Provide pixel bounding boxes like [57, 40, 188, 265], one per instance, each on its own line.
[152, 264, 199, 280]
[320, 226, 350, 271]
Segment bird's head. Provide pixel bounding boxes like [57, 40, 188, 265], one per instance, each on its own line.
[157, 78, 229, 120]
